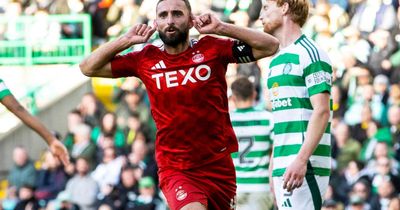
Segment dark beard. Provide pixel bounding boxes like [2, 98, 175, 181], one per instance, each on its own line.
[159, 27, 189, 47]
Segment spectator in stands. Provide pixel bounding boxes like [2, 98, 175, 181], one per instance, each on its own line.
[359, 126, 392, 162]
[365, 156, 400, 194]
[349, 179, 372, 209]
[350, 104, 379, 144]
[346, 194, 367, 210]
[91, 146, 125, 198]
[1, 186, 18, 210]
[365, 142, 399, 175]
[95, 133, 126, 163]
[113, 77, 144, 128]
[134, 176, 164, 210]
[334, 122, 361, 172]
[14, 185, 40, 210]
[64, 109, 84, 150]
[7, 146, 37, 190]
[340, 26, 370, 64]
[342, 67, 373, 124]
[91, 112, 125, 149]
[373, 75, 390, 106]
[78, 92, 105, 128]
[343, 65, 372, 92]
[350, 0, 397, 37]
[367, 29, 397, 77]
[345, 84, 385, 126]
[323, 184, 343, 209]
[35, 151, 69, 203]
[84, 0, 110, 45]
[338, 50, 359, 84]
[65, 157, 98, 210]
[128, 138, 158, 183]
[125, 112, 150, 147]
[68, 123, 97, 170]
[99, 165, 139, 210]
[370, 179, 397, 210]
[332, 160, 365, 204]
[115, 89, 151, 128]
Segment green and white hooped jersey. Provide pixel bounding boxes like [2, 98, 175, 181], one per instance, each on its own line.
[230, 107, 273, 192]
[0, 79, 12, 100]
[267, 35, 332, 177]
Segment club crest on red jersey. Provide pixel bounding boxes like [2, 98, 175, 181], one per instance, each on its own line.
[192, 51, 204, 63]
[175, 186, 187, 201]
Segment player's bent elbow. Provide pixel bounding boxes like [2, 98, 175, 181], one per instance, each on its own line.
[267, 39, 279, 56]
[79, 61, 95, 77]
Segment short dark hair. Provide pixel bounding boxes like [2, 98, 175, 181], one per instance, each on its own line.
[157, 0, 192, 14]
[231, 77, 254, 101]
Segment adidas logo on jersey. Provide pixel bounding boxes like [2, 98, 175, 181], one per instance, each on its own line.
[237, 45, 245, 51]
[151, 60, 166, 70]
[282, 198, 293, 208]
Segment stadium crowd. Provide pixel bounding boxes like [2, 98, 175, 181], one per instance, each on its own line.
[2, 0, 400, 209]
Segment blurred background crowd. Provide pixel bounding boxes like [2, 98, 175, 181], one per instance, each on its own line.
[1, 0, 400, 210]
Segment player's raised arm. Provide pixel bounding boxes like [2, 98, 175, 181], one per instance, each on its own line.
[1, 94, 70, 166]
[79, 24, 156, 78]
[194, 13, 279, 60]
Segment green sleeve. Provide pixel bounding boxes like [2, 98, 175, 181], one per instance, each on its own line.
[303, 61, 332, 96]
[0, 79, 12, 101]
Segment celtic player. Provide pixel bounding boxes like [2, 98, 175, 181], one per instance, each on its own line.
[230, 77, 274, 210]
[260, 0, 332, 209]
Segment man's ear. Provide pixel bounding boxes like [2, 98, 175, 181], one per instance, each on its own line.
[230, 94, 237, 103]
[189, 14, 194, 29]
[282, 2, 289, 15]
[252, 90, 257, 101]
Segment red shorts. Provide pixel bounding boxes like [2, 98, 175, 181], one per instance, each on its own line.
[159, 154, 236, 210]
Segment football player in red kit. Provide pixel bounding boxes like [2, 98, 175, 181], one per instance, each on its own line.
[79, 0, 279, 209]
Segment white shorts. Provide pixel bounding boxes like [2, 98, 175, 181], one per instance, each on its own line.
[236, 192, 274, 210]
[272, 175, 329, 210]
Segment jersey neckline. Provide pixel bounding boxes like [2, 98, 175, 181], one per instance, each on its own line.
[159, 39, 198, 59]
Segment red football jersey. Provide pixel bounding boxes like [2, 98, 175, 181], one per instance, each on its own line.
[111, 36, 238, 170]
